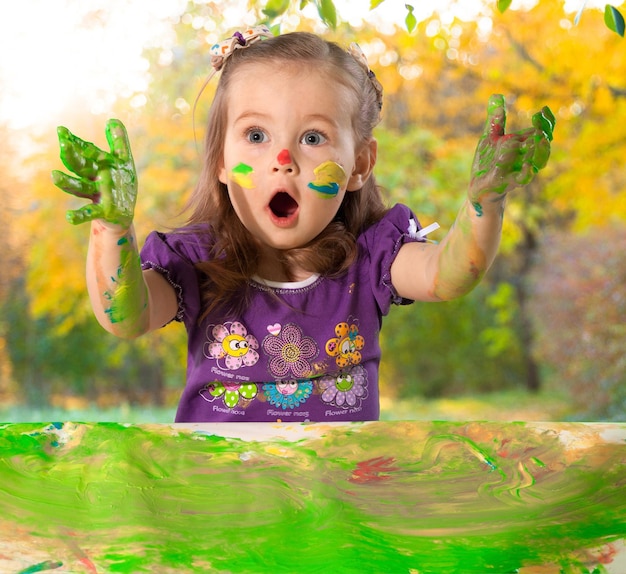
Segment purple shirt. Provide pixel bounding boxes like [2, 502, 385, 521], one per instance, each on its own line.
[140, 203, 422, 422]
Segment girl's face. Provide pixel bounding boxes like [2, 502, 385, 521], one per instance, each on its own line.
[219, 62, 375, 264]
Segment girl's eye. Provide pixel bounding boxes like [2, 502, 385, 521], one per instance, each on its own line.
[301, 131, 327, 146]
[246, 129, 268, 144]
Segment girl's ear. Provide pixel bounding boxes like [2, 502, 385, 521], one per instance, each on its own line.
[218, 159, 228, 185]
[347, 138, 377, 191]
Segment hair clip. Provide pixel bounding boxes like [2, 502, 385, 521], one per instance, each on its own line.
[347, 43, 384, 112]
[210, 25, 273, 71]
[347, 43, 370, 74]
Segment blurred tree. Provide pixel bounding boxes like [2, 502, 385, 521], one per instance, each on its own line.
[3, 278, 176, 408]
[529, 226, 626, 420]
[0, 122, 22, 403]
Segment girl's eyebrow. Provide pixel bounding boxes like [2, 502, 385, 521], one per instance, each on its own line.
[232, 111, 339, 129]
[302, 113, 341, 128]
[232, 111, 270, 124]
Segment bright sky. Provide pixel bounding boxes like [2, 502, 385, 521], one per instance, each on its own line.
[0, 0, 610, 134]
[0, 0, 494, 134]
[0, 0, 185, 131]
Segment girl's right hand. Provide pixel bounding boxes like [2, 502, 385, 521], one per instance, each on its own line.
[51, 119, 137, 228]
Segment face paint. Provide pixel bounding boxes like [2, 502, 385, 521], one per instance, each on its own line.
[230, 162, 255, 189]
[307, 161, 347, 198]
[277, 149, 292, 166]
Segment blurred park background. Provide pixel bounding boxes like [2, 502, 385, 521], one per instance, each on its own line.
[0, 0, 624, 423]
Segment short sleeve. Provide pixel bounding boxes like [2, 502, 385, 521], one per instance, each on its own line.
[140, 230, 206, 324]
[360, 203, 425, 315]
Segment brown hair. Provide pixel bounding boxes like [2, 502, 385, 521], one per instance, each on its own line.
[185, 32, 388, 318]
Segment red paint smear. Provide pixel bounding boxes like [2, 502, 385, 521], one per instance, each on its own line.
[277, 149, 291, 165]
[593, 543, 617, 565]
[61, 530, 99, 574]
[349, 456, 399, 484]
[79, 557, 98, 573]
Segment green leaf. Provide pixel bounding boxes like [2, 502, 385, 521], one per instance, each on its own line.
[299, 0, 310, 9]
[262, 0, 290, 18]
[405, 4, 417, 33]
[370, 0, 386, 8]
[497, 0, 513, 14]
[317, 0, 337, 28]
[604, 4, 625, 37]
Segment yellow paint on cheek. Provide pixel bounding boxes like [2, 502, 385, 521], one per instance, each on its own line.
[308, 161, 347, 198]
[230, 163, 255, 189]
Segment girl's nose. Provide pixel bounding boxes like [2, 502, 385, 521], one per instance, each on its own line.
[272, 149, 298, 174]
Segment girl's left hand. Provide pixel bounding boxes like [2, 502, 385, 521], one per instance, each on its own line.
[51, 119, 137, 228]
[469, 94, 555, 212]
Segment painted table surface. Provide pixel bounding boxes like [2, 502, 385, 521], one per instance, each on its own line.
[1, 421, 625, 574]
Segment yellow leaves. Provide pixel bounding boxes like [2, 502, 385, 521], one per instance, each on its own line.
[551, 168, 626, 231]
[13, 146, 92, 333]
[140, 164, 190, 201]
[28, 239, 91, 334]
[545, 83, 626, 231]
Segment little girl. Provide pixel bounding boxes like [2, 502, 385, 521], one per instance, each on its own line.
[52, 27, 554, 423]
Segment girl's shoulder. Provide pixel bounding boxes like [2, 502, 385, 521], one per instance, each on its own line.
[142, 224, 215, 265]
[358, 203, 422, 249]
[355, 202, 426, 310]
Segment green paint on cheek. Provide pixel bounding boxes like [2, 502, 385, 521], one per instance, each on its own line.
[308, 161, 347, 198]
[230, 162, 255, 189]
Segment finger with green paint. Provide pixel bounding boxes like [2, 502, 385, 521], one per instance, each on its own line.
[469, 95, 555, 210]
[51, 119, 138, 228]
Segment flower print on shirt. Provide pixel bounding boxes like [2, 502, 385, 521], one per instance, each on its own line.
[325, 320, 365, 369]
[263, 380, 313, 410]
[204, 321, 260, 370]
[318, 365, 368, 409]
[199, 381, 258, 408]
[262, 323, 319, 378]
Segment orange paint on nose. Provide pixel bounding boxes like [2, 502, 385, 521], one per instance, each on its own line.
[277, 149, 292, 165]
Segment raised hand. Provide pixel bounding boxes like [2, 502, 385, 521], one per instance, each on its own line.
[469, 94, 555, 215]
[51, 119, 137, 228]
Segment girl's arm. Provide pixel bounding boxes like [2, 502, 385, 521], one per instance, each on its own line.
[391, 94, 555, 302]
[52, 120, 178, 338]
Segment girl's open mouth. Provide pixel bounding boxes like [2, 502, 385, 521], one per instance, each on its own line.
[269, 192, 299, 219]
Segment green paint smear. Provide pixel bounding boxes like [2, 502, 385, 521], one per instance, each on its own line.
[104, 234, 146, 327]
[471, 200, 484, 217]
[0, 421, 625, 573]
[17, 561, 63, 573]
